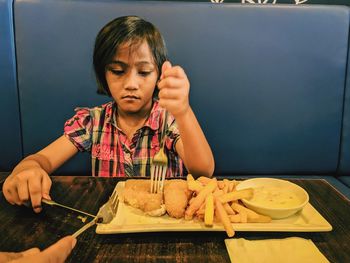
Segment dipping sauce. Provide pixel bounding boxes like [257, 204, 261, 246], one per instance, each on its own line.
[249, 186, 302, 208]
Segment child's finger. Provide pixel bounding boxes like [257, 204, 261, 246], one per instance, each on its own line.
[158, 77, 184, 91]
[160, 61, 172, 79]
[161, 65, 186, 80]
[20, 248, 40, 257]
[41, 174, 52, 200]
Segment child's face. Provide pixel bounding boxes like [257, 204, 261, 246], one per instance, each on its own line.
[105, 40, 158, 116]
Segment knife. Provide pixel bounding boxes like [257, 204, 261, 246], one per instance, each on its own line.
[41, 198, 96, 218]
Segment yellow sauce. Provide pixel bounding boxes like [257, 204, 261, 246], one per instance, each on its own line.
[250, 186, 301, 208]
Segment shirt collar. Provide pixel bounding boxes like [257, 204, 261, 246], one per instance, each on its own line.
[107, 100, 162, 131]
[105, 101, 118, 127]
[144, 100, 162, 131]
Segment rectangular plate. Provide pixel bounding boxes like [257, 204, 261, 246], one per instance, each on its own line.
[96, 182, 332, 234]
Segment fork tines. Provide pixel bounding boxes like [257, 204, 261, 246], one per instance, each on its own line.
[150, 164, 167, 193]
[150, 110, 168, 194]
[96, 186, 119, 224]
[72, 186, 119, 237]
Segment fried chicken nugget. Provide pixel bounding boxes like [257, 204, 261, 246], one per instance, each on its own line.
[122, 180, 164, 215]
[164, 180, 192, 218]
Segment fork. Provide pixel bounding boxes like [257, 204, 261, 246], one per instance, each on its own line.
[150, 110, 169, 193]
[72, 186, 119, 238]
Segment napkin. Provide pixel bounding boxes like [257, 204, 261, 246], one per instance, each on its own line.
[224, 237, 329, 263]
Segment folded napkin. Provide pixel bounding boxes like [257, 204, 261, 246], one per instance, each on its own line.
[225, 237, 329, 263]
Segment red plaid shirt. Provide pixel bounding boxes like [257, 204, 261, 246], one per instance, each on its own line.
[64, 100, 184, 177]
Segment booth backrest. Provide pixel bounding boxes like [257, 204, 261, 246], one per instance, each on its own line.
[4, 0, 350, 176]
[338, 45, 350, 175]
[0, 0, 21, 170]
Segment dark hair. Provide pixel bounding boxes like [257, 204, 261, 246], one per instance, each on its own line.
[93, 16, 168, 96]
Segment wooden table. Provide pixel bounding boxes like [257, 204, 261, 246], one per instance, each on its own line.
[0, 176, 349, 263]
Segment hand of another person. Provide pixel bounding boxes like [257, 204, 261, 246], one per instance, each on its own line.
[2, 167, 52, 213]
[157, 61, 190, 118]
[0, 236, 76, 263]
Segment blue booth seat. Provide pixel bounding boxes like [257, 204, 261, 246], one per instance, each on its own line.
[0, 0, 22, 171]
[1, 0, 349, 197]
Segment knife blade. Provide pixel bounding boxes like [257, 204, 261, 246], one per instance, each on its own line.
[42, 198, 95, 218]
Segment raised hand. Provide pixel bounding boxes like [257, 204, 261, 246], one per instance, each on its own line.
[157, 61, 190, 118]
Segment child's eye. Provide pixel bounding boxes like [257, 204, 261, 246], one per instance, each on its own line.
[110, 69, 124, 76]
[139, 71, 152, 77]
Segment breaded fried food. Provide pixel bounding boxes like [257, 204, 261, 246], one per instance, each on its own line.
[164, 180, 192, 218]
[121, 179, 166, 216]
[124, 179, 150, 192]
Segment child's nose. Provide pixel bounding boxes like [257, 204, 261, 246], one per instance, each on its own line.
[124, 72, 138, 90]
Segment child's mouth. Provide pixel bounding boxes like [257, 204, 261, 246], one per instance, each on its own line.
[122, 95, 139, 100]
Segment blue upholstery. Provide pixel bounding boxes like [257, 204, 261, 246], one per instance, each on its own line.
[338, 176, 350, 188]
[13, 1, 350, 176]
[0, 0, 21, 171]
[338, 31, 350, 175]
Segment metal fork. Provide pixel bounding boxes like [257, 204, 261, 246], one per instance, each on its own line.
[72, 186, 119, 238]
[150, 110, 169, 193]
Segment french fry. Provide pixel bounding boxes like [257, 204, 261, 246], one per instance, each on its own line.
[187, 174, 195, 182]
[197, 176, 213, 185]
[229, 214, 242, 223]
[218, 188, 253, 203]
[197, 214, 204, 220]
[231, 203, 272, 223]
[196, 202, 206, 216]
[213, 188, 224, 197]
[215, 198, 235, 237]
[223, 203, 236, 215]
[187, 180, 204, 193]
[217, 181, 225, 189]
[222, 179, 230, 194]
[204, 194, 214, 226]
[185, 179, 217, 220]
[228, 181, 235, 192]
[239, 210, 247, 223]
[247, 215, 272, 223]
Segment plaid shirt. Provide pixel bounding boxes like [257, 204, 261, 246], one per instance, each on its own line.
[64, 100, 184, 177]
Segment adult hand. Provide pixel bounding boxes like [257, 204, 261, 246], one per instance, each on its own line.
[157, 61, 190, 118]
[2, 167, 52, 213]
[0, 236, 76, 263]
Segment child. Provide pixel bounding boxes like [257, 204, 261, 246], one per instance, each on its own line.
[2, 16, 214, 212]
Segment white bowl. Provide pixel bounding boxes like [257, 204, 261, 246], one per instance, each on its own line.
[236, 178, 309, 219]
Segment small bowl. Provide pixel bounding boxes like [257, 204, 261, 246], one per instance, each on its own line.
[236, 178, 309, 219]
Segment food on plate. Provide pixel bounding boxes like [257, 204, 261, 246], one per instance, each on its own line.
[249, 186, 301, 208]
[230, 203, 271, 223]
[121, 179, 191, 217]
[121, 179, 165, 216]
[121, 176, 279, 237]
[164, 179, 192, 218]
[218, 188, 253, 203]
[215, 198, 235, 237]
[204, 194, 214, 226]
[185, 178, 217, 220]
[236, 178, 309, 219]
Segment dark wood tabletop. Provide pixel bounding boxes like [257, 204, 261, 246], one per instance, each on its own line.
[0, 176, 349, 263]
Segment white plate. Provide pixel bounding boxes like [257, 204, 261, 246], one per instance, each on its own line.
[96, 181, 332, 234]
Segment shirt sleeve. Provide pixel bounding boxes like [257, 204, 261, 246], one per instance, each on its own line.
[64, 107, 92, 152]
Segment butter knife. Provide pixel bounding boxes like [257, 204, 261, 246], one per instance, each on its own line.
[42, 198, 95, 218]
